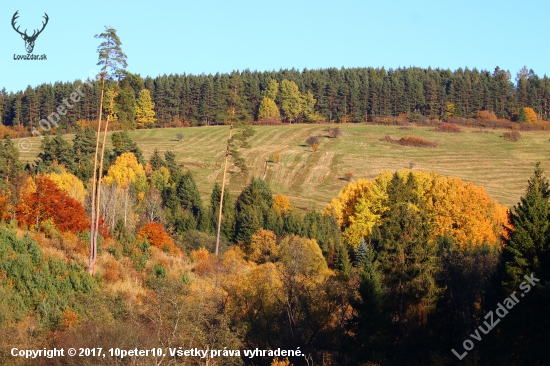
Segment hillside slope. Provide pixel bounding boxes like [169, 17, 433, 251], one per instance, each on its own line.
[16, 124, 550, 209]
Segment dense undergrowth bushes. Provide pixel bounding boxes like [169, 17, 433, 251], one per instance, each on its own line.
[0, 229, 95, 332]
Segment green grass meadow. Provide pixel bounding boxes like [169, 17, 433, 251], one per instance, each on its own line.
[16, 124, 550, 210]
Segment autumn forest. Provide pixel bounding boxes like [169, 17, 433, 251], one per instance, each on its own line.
[0, 26, 549, 366]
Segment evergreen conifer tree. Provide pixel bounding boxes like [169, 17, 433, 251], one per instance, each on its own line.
[164, 151, 178, 173]
[378, 173, 439, 330]
[502, 162, 550, 288]
[177, 171, 203, 226]
[491, 163, 550, 365]
[111, 131, 144, 164]
[234, 178, 273, 243]
[0, 137, 24, 189]
[352, 231, 386, 363]
[334, 241, 352, 278]
[72, 126, 96, 183]
[355, 236, 368, 265]
[149, 148, 165, 171]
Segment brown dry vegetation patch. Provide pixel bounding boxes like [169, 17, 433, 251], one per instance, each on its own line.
[435, 123, 462, 133]
[503, 131, 522, 142]
[381, 135, 438, 147]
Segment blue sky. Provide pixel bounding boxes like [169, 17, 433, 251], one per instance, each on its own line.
[0, 0, 548, 93]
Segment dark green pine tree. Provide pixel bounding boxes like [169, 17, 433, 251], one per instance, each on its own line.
[370, 225, 381, 251]
[36, 137, 54, 168]
[502, 162, 550, 289]
[149, 148, 165, 171]
[161, 182, 185, 231]
[234, 178, 273, 243]
[302, 210, 337, 254]
[71, 126, 96, 183]
[378, 172, 439, 333]
[164, 151, 179, 173]
[355, 236, 368, 265]
[53, 133, 74, 169]
[282, 209, 305, 236]
[161, 168, 202, 233]
[0, 88, 6, 125]
[489, 163, 550, 366]
[114, 82, 137, 130]
[334, 241, 351, 278]
[266, 207, 283, 236]
[351, 231, 386, 364]
[36, 133, 73, 171]
[226, 71, 251, 122]
[22, 86, 39, 128]
[198, 78, 214, 125]
[0, 137, 24, 189]
[111, 131, 144, 164]
[176, 171, 204, 230]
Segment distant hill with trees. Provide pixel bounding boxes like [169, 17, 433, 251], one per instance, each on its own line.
[1, 66, 549, 133]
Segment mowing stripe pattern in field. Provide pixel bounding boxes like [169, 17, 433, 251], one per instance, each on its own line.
[15, 124, 550, 210]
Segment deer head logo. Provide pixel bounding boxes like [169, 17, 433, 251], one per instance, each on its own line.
[12, 11, 49, 54]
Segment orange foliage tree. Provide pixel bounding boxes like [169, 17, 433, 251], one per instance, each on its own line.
[523, 107, 538, 123]
[137, 222, 181, 255]
[428, 177, 508, 247]
[476, 110, 498, 121]
[16, 176, 89, 233]
[326, 170, 508, 250]
[272, 194, 291, 215]
[0, 191, 12, 221]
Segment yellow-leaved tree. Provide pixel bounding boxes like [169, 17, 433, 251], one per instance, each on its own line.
[272, 194, 291, 215]
[323, 179, 373, 228]
[102, 152, 147, 230]
[427, 177, 508, 248]
[249, 228, 278, 264]
[135, 89, 156, 128]
[258, 97, 280, 121]
[523, 107, 538, 123]
[326, 170, 509, 250]
[46, 169, 87, 204]
[151, 166, 171, 192]
[258, 79, 281, 121]
[104, 152, 146, 189]
[341, 172, 393, 248]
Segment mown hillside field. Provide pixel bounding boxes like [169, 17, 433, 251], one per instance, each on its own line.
[16, 123, 550, 209]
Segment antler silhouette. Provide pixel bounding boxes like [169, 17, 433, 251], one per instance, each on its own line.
[11, 11, 26, 37]
[11, 11, 49, 53]
[29, 13, 49, 40]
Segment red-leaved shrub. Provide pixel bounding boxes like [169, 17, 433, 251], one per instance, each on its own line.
[137, 222, 181, 255]
[16, 176, 89, 233]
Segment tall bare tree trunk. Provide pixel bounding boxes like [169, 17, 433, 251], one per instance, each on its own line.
[215, 123, 233, 256]
[89, 63, 108, 275]
[93, 85, 117, 251]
